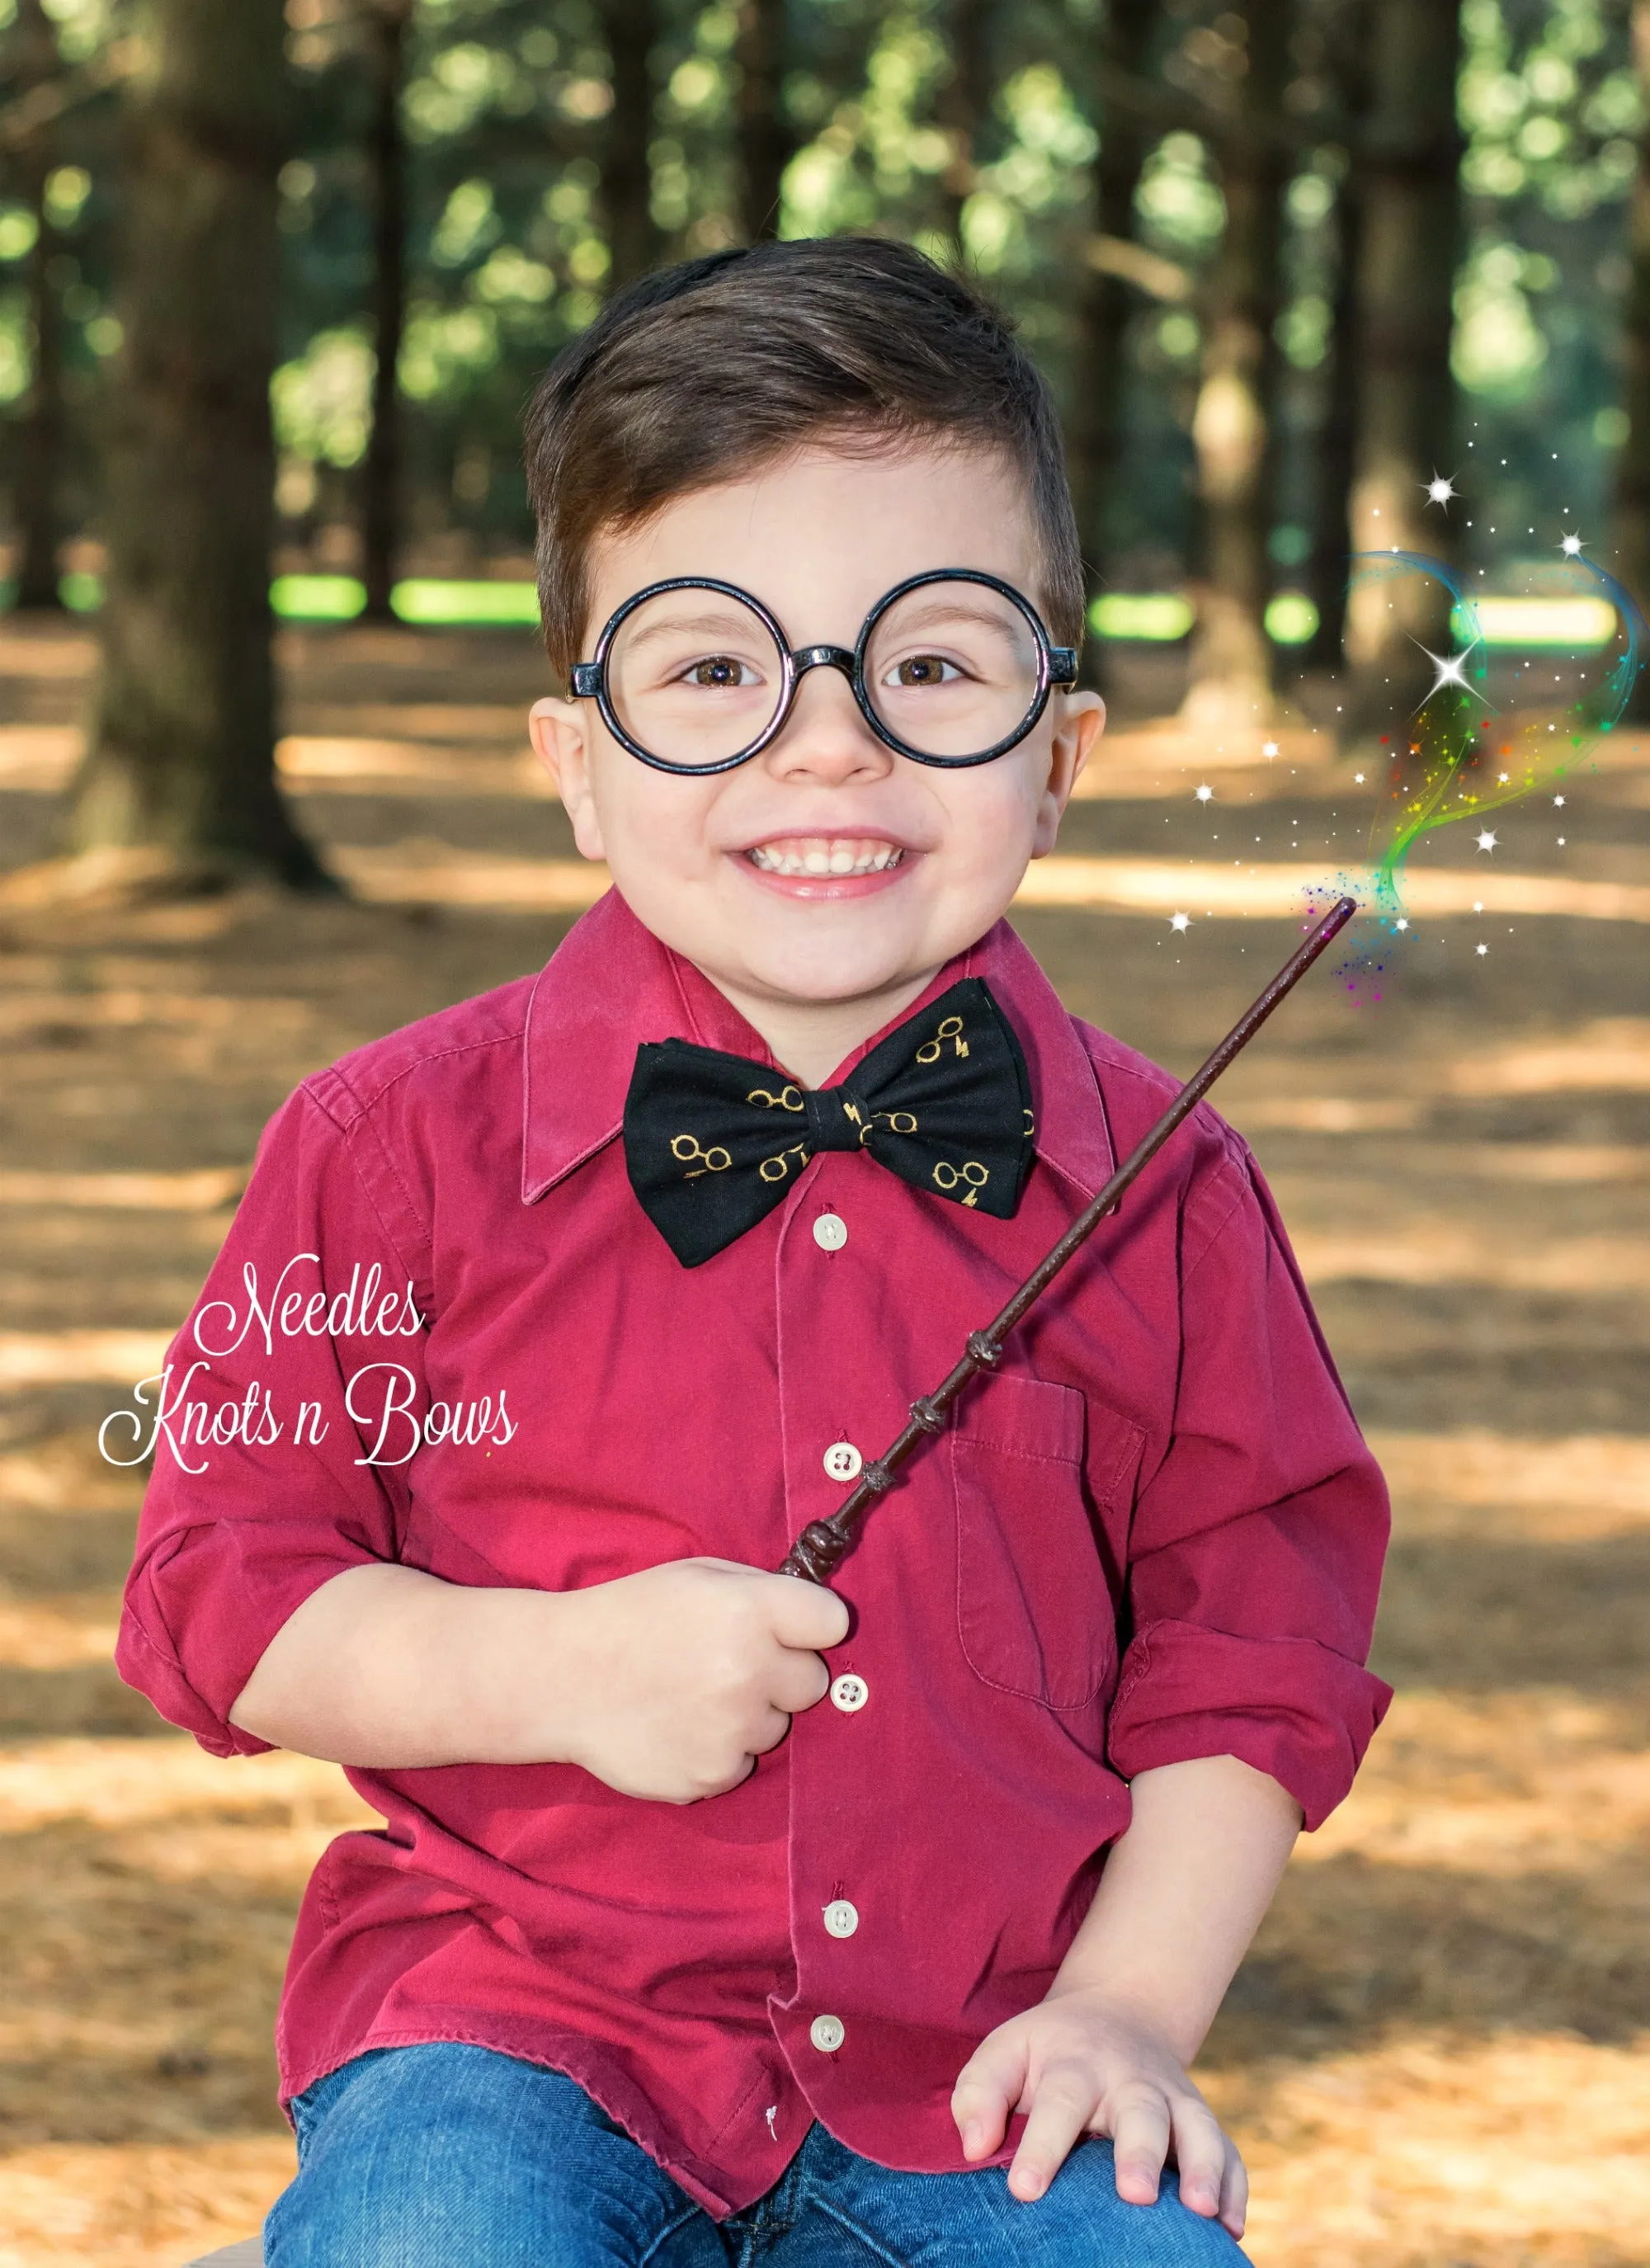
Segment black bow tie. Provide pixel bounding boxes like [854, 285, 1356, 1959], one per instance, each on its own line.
[623, 978, 1035, 1267]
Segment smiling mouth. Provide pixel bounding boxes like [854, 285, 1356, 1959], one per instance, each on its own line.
[745, 837, 906, 878]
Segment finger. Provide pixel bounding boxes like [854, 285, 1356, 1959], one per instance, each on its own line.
[950, 2040, 1025, 2162]
[764, 1573, 851, 1650]
[743, 1704, 794, 1758]
[767, 1648, 831, 1714]
[1218, 2137, 1248, 2238]
[1109, 2090, 1172, 2209]
[1006, 2072, 1095, 2203]
[1167, 2096, 1229, 2221]
[686, 1749, 756, 1803]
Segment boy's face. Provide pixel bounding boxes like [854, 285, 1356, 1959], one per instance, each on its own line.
[531, 441, 1103, 1036]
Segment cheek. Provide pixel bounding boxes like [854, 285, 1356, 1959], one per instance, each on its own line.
[588, 750, 720, 866]
[936, 762, 1048, 864]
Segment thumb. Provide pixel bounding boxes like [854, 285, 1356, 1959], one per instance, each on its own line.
[765, 1572, 851, 1651]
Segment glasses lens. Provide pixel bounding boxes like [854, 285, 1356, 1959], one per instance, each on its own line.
[863, 579, 1043, 761]
[605, 587, 785, 769]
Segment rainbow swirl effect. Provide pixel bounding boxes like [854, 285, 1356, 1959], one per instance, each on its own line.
[1349, 548, 1646, 923]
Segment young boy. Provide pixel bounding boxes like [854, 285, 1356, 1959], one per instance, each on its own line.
[118, 238, 1389, 2266]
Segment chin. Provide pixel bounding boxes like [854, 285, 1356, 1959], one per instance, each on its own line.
[737, 942, 925, 1007]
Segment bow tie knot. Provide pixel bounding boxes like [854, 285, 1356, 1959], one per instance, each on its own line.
[802, 1086, 873, 1153]
[624, 978, 1035, 1266]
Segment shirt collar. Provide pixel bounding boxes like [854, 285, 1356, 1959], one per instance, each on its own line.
[521, 888, 1115, 1205]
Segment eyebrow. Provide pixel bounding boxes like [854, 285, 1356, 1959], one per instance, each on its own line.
[617, 611, 778, 652]
[878, 599, 1029, 639]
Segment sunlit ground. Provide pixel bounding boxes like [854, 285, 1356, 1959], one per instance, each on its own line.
[0, 617, 1646, 2266]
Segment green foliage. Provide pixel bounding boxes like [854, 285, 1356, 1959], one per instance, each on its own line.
[4, 0, 1649, 587]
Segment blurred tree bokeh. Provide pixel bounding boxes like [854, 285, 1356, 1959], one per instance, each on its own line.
[1, 0, 1648, 873]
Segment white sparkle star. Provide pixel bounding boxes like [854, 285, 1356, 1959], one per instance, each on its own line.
[1476, 942, 1488, 955]
[1395, 917, 1409, 931]
[1417, 642, 1475, 700]
[1560, 532, 1584, 555]
[1558, 835, 1566, 844]
[1553, 795, 1565, 806]
[1497, 772, 1509, 783]
[1425, 474, 1456, 507]
[1170, 912, 1191, 933]
[1475, 830, 1497, 853]
[1354, 771, 1365, 783]
[1261, 739, 1279, 757]
[1195, 784, 1214, 803]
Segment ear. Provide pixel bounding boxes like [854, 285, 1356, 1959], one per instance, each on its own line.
[530, 697, 608, 863]
[1030, 690, 1105, 857]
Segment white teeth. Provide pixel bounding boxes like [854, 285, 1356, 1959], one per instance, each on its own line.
[748, 838, 903, 878]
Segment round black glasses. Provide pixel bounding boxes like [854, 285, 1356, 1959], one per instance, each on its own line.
[568, 568, 1079, 776]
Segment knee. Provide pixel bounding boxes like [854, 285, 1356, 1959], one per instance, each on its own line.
[1042, 2143, 1247, 2266]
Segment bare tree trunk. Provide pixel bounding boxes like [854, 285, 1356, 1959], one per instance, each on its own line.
[937, 0, 992, 253]
[12, 0, 64, 610]
[1613, 0, 1650, 718]
[361, 0, 412, 622]
[1341, 0, 1463, 733]
[600, 0, 659, 290]
[1180, 0, 1292, 733]
[66, 0, 326, 888]
[1068, 0, 1158, 647]
[1306, 1, 1370, 676]
[734, 0, 794, 241]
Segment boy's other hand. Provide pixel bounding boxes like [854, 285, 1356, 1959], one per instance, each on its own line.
[950, 1984, 1246, 2236]
[558, 1557, 849, 1804]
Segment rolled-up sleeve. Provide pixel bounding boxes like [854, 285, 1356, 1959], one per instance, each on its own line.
[1106, 1143, 1392, 1828]
[116, 1077, 430, 1756]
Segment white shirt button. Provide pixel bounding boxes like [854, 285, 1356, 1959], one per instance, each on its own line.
[813, 1213, 848, 1252]
[823, 1899, 860, 1939]
[823, 1440, 862, 1483]
[830, 1673, 868, 1713]
[809, 2013, 846, 2053]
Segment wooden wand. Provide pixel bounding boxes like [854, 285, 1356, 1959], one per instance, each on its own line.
[777, 895, 1359, 1585]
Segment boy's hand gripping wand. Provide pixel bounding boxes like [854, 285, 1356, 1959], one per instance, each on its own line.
[777, 896, 1358, 1585]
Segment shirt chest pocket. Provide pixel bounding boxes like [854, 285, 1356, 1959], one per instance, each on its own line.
[951, 1373, 1145, 1710]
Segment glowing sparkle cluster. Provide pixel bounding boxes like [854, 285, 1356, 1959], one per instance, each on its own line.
[1349, 545, 1644, 932]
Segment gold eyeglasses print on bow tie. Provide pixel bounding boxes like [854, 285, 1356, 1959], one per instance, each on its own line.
[568, 569, 1079, 776]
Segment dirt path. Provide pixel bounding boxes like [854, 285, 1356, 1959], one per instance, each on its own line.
[1, 618, 1647, 2266]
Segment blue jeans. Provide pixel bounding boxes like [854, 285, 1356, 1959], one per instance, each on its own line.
[265, 2043, 1245, 2266]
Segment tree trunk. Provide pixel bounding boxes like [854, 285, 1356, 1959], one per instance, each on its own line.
[12, 0, 64, 610]
[361, 0, 412, 622]
[66, 0, 326, 889]
[1341, 0, 1463, 733]
[937, 0, 992, 253]
[600, 0, 658, 290]
[1068, 0, 1158, 648]
[1180, 0, 1292, 733]
[1305, 0, 1370, 676]
[734, 0, 793, 241]
[1613, 0, 1650, 718]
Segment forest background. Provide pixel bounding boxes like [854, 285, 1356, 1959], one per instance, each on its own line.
[1, 5, 1649, 2268]
[7, 0, 1650, 867]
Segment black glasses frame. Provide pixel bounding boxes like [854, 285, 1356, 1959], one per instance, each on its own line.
[568, 567, 1080, 776]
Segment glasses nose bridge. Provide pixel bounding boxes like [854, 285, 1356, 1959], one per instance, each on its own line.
[789, 642, 859, 688]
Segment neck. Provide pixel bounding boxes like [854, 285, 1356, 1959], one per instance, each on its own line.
[704, 967, 942, 1089]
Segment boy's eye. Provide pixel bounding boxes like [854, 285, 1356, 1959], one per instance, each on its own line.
[884, 651, 964, 689]
[683, 654, 760, 690]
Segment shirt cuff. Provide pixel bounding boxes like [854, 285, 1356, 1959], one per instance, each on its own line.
[1107, 1616, 1393, 1831]
[116, 1524, 380, 1758]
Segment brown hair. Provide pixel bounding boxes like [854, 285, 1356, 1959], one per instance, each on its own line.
[523, 237, 1083, 681]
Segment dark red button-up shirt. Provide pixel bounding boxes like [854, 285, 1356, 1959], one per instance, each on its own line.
[117, 892, 1390, 2216]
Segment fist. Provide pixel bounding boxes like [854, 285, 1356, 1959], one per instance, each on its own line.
[556, 1557, 850, 1803]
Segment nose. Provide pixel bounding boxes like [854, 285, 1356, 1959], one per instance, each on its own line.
[761, 650, 891, 785]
